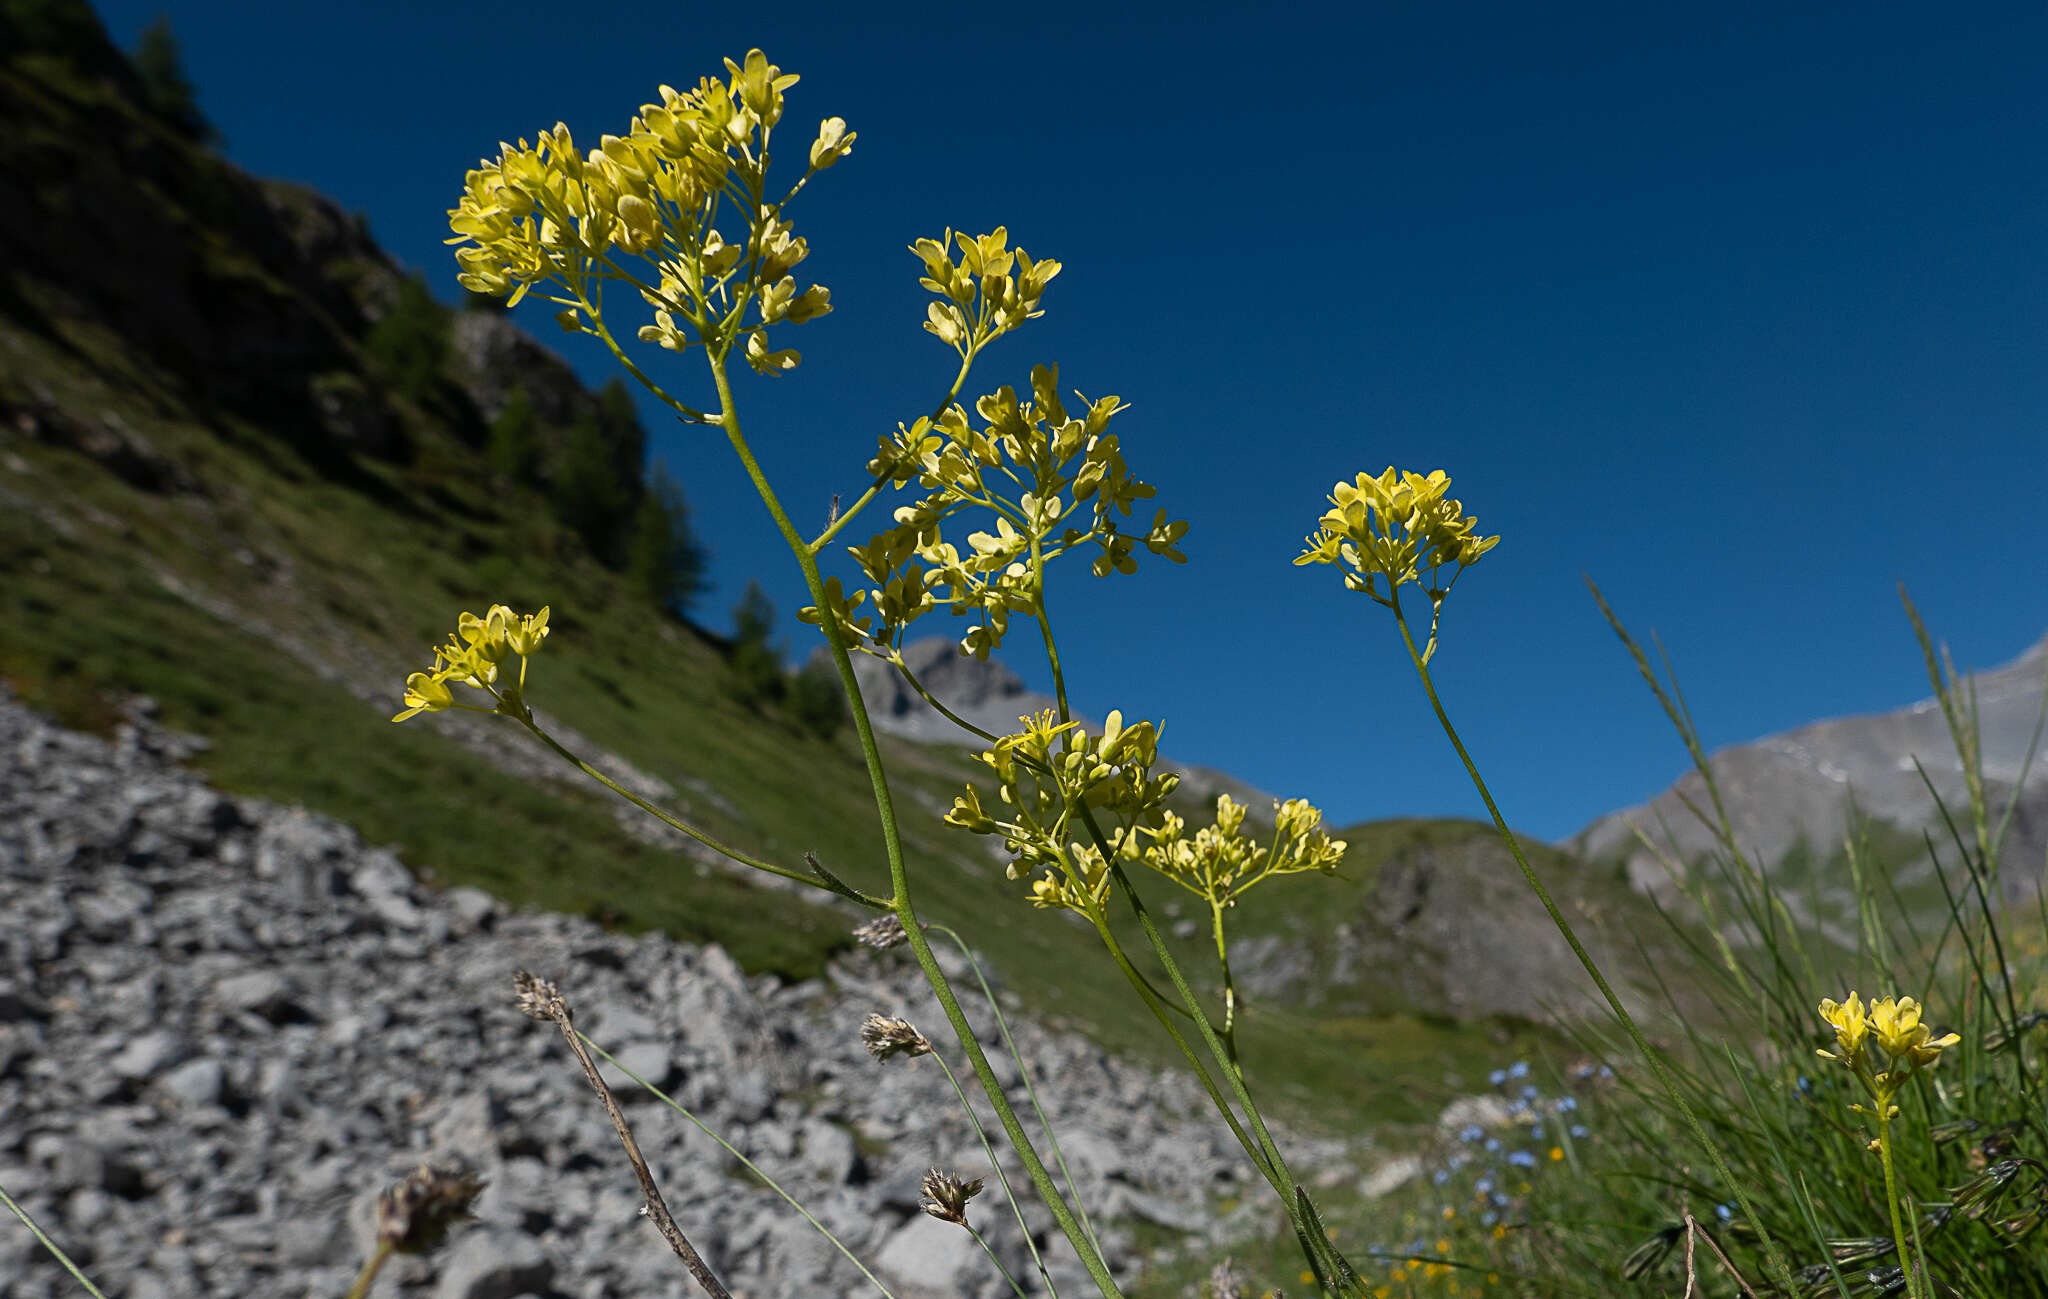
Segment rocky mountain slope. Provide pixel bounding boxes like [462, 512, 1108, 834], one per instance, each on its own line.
[1570, 629, 2048, 903]
[1, 685, 1376, 1299]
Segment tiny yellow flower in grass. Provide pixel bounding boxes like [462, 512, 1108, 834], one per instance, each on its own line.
[1817, 992, 1958, 1077]
[1817, 991, 1870, 1066]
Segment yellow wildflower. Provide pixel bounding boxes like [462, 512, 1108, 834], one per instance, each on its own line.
[1817, 992, 1870, 1066]
[505, 606, 551, 656]
[392, 671, 454, 722]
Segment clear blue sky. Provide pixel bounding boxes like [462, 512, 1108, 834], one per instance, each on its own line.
[97, 2, 2048, 841]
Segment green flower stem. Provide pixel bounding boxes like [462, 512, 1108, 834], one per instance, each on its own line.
[1029, 556, 1350, 1293]
[702, 354, 1125, 1299]
[0, 1181, 108, 1299]
[344, 1243, 393, 1299]
[810, 351, 979, 555]
[1387, 598, 1797, 1293]
[929, 1052, 1061, 1297]
[929, 923, 1105, 1260]
[1093, 848, 1359, 1297]
[1210, 902, 1241, 1048]
[582, 1035, 898, 1299]
[968, 1224, 1031, 1299]
[517, 719, 886, 908]
[886, 656, 1001, 744]
[574, 285, 718, 426]
[1874, 1108, 1923, 1299]
[1027, 539, 1074, 726]
[1072, 895, 1278, 1189]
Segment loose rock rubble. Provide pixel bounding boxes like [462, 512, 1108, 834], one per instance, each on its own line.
[0, 690, 1366, 1298]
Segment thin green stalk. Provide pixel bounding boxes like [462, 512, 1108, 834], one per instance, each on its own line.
[1209, 902, 1241, 1052]
[702, 354, 1124, 1299]
[0, 1181, 109, 1299]
[929, 923, 1105, 1260]
[930, 1052, 1061, 1298]
[1094, 845, 1358, 1295]
[518, 719, 886, 907]
[810, 351, 978, 554]
[582, 1036, 897, 1299]
[1026, 573, 1349, 1290]
[1875, 1111, 1924, 1299]
[1903, 591, 1994, 888]
[1073, 895, 1278, 1188]
[1388, 599, 1798, 1293]
[968, 1225, 1031, 1299]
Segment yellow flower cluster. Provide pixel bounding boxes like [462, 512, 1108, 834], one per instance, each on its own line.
[802, 363, 1188, 659]
[1136, 794, 1347, 911]
[1818, 992, 1961, 1075]
[1295, 468, 1499, 602]
[943, 709, 1180, 904]
[910, 228, 1062, 358]
[446, 52, 849, 372]
[392, 605, 550, 722]
[1817, 992, 1961, 1143]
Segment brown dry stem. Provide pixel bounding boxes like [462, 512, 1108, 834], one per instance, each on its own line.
[514, 971, 733, 1299]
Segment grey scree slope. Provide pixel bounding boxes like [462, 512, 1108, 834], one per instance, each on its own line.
[0, 688, 1368, 1299]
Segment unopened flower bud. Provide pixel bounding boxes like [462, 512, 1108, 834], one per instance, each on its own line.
[376, 1163, 484, 1255]
[859, 1013, 931, 1062]
[918, 1167, 983, 1228]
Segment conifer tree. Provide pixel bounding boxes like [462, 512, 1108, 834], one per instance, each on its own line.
[626, 463, 710, 616]
[133, 15, 219, 146]
[364, 273, 449, 406]
[726, 580, 785, 709]
[486, 387, 540, 483]
[550, 412, 632, 565]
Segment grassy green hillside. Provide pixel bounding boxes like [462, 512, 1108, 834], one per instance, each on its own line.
[0, 0, 1688, 1141]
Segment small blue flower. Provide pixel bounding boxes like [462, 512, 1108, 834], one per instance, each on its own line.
[1520, 1084, 1540, 1101]
[1433, 1169, 1451, 1186]
[1508, 1150, 1537, 1168]
[1716, 1203, 1734, 1222]
[1459, 1124, 1484, 1143]
[1570, 1124, 1589, 1139]
[1475, 1177, 1494, 1194]
[1529, 1124, 1544, 1140]
[1598, 1065, 1613, 1079]
[1489, 1069, 1507, 1086]
[1508, 1061, 1530, 1079]
[1484, 1137, 1502, 1153]
[1555, 1096, 1578, 1112]
[1481, 1211, 1498, 1227]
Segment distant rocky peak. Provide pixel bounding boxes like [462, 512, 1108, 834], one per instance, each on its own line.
[1572, 627, 2048, 901]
